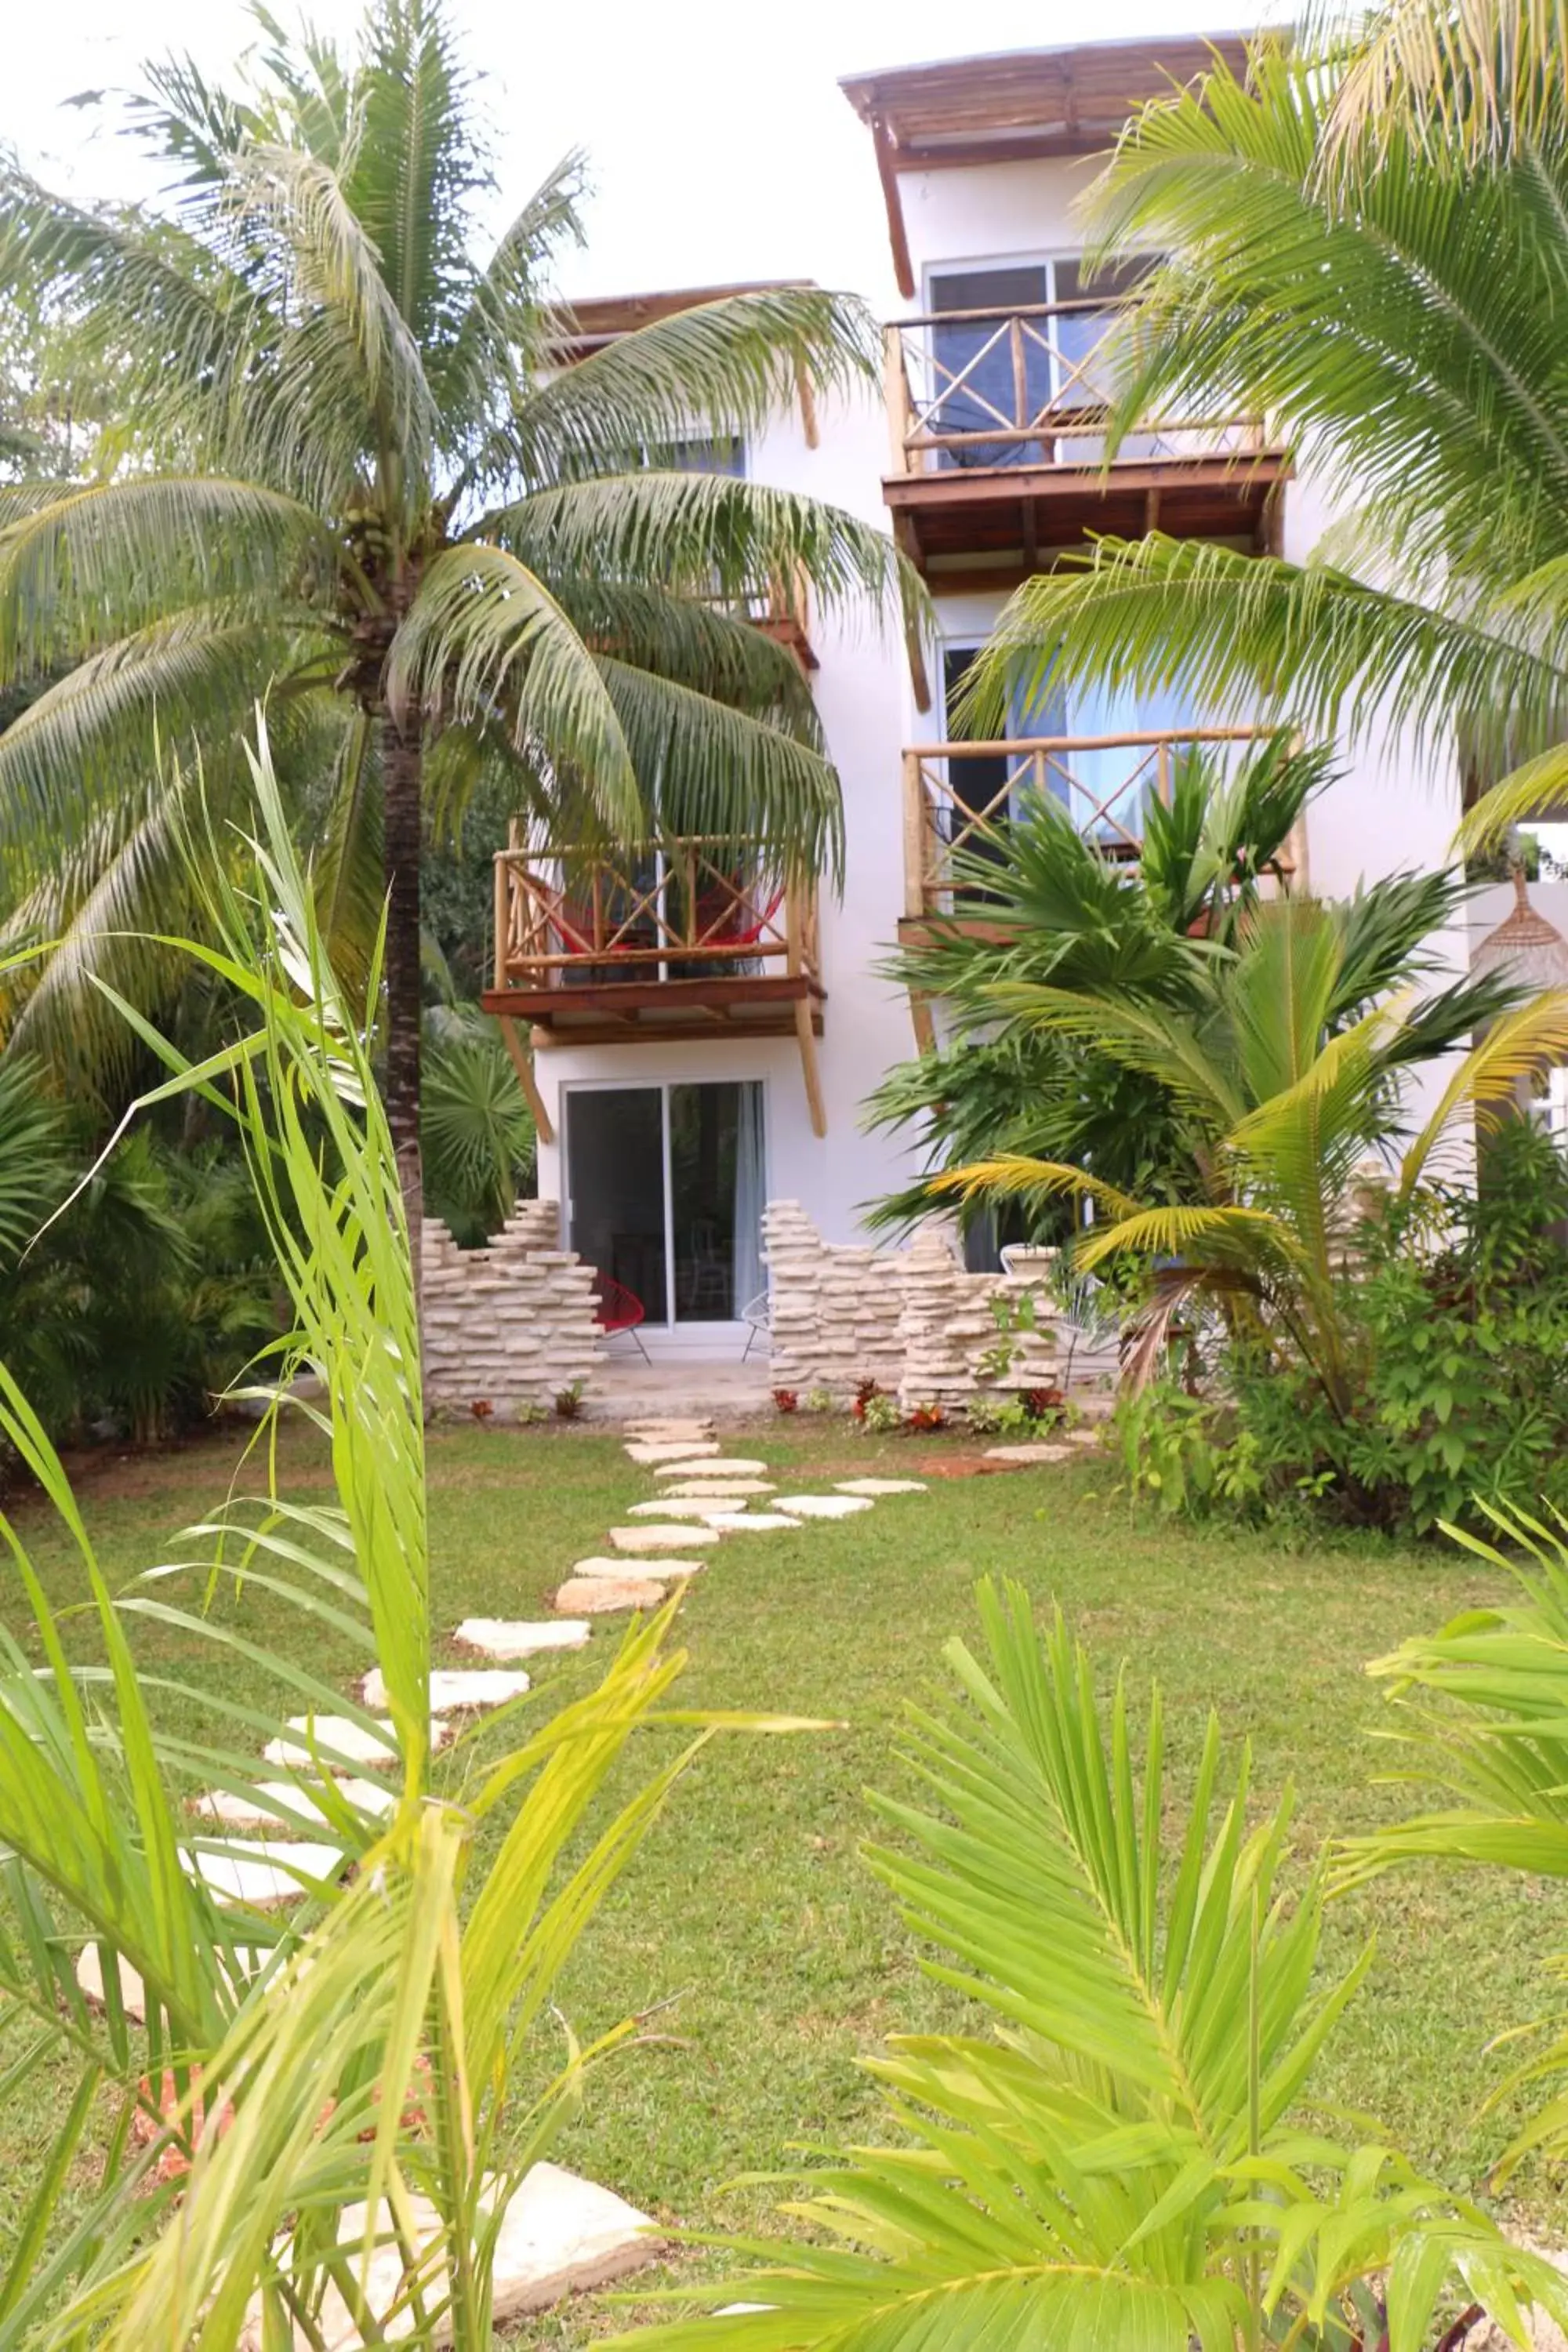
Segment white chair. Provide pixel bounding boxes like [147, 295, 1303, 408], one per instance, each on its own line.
[740, 1290, 770, 1362]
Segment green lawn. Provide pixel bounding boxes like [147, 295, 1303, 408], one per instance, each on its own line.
[6, 1414, 1567, 2332]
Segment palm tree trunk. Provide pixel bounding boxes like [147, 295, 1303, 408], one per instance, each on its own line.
[379, 705, 425, 1258]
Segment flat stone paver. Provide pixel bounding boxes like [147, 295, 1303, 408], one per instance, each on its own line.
[361, 1666, 530, 1713]
[238, 2161, 662, 2349]
[700, 1513, 804, 1532]
[771, 1494, 876, 1519]
[554, 1575, 667, 1614]
[624, 1440, 721, 1465]
[625, 1497, 731, 1520]
[181, 1840, 345, 1907]
[455, 1617, 591, 1657]
[194, 1778, 395, 1831]
[571, 1555, 706, 1579]
[653, 1457, 769, 1479]
[983, 1443, 1075, 1463]
[659, 1479, 775, 1499]
[624, 1420, 714, 1442]
[609, 1523, 720, 1552]
[835, 1479, 928, 1497]
[263, 1715, 456, 1771]
[78, 1942, 268, 2025]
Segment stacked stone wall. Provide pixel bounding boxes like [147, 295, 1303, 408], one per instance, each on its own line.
[761, 1202, 1068, 1410]
[421, 1201, 602, 1409]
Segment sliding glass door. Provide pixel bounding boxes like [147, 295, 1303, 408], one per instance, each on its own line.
[565, 1081, 766, 1327]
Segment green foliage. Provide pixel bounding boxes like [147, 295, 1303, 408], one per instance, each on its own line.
[868, 738, 1321, 1239]
[622, 1581, 1568, 2352]
[1123, 1124, 1568, 1537]
[420, 1007, 535, 1245]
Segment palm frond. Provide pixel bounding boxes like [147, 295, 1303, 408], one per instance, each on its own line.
[435, 152, 586, 456]
[1398, 989, 1568, 1194]
[510, 287, 878, 483]
[1325, 0, 1568, 166]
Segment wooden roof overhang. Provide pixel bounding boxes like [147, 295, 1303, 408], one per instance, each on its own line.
[886, 448, 1290, 582]
[840, 33, 1254, 296]
[545, 280, 816, 363]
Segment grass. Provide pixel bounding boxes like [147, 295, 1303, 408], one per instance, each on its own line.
[6, 1410, 1568, 2332]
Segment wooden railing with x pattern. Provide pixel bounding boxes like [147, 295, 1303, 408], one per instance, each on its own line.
[492, 831, 820, 994]
[883, 299, 1265, 475]
[902, 728, 1269, 916]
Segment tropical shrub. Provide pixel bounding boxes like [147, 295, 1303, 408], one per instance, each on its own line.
[622, 1580, 1568, 2352]
[1116, 1123, 1568, 1535]
[420, 1006, 536, 1245]
[0, 748, 782, 2341]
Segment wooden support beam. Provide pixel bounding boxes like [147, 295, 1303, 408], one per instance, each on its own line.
[1143, 485, 1161, 536]
[909, 989, 938, 1054]
[497, 1014, 554, 1146]
[794, 994, 828, 1137]
[891, 513, 932, 713]
[870, 115, 915, 299]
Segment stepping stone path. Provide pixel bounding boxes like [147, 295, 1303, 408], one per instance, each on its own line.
[456, 1617, 590, 1657]
[835, 1478, 927, 1497]
[555, 1574, 668, 1615]
[701, 1512, 804, 1533]
[661, 1479, 775, 1499]
[771, 1494, 876, 1519]
[572, 1555, 706, 1580]
[609, 1523, 720, 1552]
[360, 1666, 530, 1713]
[182, 1840, 346, 1907]
[194, 1778, 394, 1831]
[624, 1419, 714, 1441]
[238, 2161, 662, 2350]
[623, 1440, 721, 1465]
[653, 1457, 769, 1479]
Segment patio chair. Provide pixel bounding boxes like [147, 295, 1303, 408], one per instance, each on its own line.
[591, 1271, 652, 1363]
[739, 1290, 770, 1362]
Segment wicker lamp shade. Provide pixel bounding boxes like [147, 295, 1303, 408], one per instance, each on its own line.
[1472, 866, 1568, 994]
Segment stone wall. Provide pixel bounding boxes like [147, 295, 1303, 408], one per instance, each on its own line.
[761, 1201, 1069, 1409]
[421, 1201, 602, 1410]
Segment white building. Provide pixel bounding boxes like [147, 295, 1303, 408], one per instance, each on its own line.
[478, 34, 1504, 1363]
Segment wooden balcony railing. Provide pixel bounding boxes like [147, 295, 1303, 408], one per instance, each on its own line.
[883, 299, 1265, 477]
[902, 728, 1269, 915]
[491, 835, 819, 995]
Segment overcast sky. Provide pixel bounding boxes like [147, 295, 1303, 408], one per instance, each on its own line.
[5, 0, 1253, 311]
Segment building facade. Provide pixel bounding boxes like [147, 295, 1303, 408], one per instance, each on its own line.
[480, 34, 1513, 1361]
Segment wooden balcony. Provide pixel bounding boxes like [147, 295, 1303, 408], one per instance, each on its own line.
[899, 727, 1277, 939]
[481, 832, 829, 1131]
[882, 301, 1288, 579]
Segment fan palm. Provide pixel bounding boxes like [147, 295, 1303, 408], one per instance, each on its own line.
[619, 1580, 1568, 2352]
[0, 0, 911, 1195]
[967, 2, 1568, 866]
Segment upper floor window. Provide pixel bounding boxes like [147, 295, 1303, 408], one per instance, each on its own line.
[925, 256, 1155, 470]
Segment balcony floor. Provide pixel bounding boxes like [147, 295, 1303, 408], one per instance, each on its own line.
[884, 449, 1290, 578]
[481, 972, 824, 1047]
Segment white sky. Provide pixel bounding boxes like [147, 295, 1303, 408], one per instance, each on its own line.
[5, 0, 1245, 310]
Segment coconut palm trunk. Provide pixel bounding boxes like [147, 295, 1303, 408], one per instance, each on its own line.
[379, 699, 426, 1237]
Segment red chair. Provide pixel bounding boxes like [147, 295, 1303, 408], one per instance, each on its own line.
[592, 1272, 652, 1362]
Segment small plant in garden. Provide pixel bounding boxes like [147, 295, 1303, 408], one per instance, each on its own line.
[1022, 1384, 1064, 1421]
[470, 1397, 495, 1423]
[553, 1377, 586, 1420]
[850, 1377, 882, 1420]
[771, 1388, 799, 1413]
[903, 1401, 946, 1433]
[858, 1391, 901, 1435]
[804, 1385, 836, 1414]
[514, 1399, 550, 1427]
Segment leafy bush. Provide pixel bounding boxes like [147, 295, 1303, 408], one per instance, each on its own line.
[1123, 1124, 1568, 1535]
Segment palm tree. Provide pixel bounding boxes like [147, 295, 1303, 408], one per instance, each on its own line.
[927, 811, 1568, 1404]
[0, 0, 910, 1208]
[967, 0, 1568, 867]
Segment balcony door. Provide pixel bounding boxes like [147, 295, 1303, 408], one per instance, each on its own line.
[926, 255, 1156, 470]
[565, 1080, 766, 1330]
